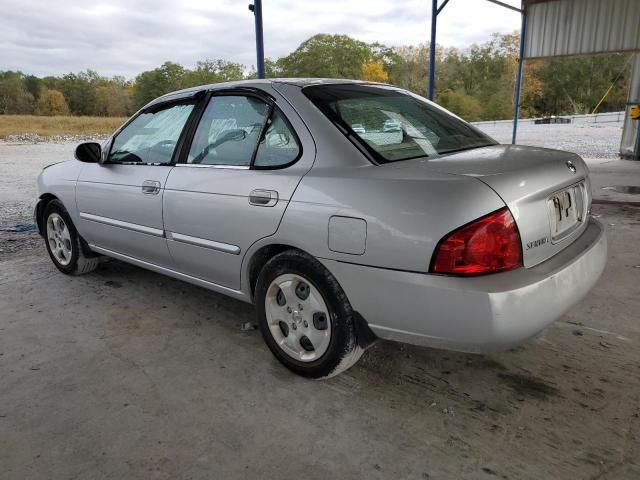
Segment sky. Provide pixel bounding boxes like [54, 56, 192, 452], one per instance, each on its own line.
[0, 0, 522, 79]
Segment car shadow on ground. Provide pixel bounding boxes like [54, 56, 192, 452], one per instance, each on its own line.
[90, 257, 576, 410]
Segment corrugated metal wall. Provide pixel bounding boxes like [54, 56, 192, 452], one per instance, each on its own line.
[524, 0, 640, 59]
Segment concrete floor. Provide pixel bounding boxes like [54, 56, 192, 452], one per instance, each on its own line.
[1, 139, 640, 479]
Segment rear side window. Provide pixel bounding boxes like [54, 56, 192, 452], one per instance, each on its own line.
[303, 84, 496, 163]
[253, 109, 301, 168]
[109, 103, 194, 164]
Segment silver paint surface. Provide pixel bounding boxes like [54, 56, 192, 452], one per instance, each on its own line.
[36, 79, 608, 352]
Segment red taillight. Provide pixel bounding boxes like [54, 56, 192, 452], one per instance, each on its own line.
[430, 207, 523, 276]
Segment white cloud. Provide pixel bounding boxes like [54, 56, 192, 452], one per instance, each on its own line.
[0, 0, 521, 78]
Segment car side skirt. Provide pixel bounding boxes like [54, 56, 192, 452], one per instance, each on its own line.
[89, 244, 251, 303]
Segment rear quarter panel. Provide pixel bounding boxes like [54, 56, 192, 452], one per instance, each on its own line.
[268, 164, 506, 273]
[268, 82, 507, 273]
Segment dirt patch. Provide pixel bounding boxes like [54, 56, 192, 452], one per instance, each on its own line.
[108, 312, 163, 337]
[0, 230, 41, 257]
[480, 357, 507, 371]
[497, 372, 560, 399]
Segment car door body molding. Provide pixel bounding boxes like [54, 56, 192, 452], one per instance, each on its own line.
[166, 231, 241, 255]
[79, 212, 165, 237]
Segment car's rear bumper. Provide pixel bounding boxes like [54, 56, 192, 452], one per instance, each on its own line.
[320, 217, 607, 352]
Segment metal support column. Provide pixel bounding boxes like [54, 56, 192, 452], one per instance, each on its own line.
[620, 53, 640, 160]
[249, 0, 265, 79]
[429, 0, 519, 106]
[512, 4, 527, 144]
[636, 118, 640, 158]
[428, 0, 438, 100]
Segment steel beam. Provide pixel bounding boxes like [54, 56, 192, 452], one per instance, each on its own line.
[512, 5, 527, 144]
[437, 0, 450, 15]
[486, 0, 522, 13]
[620, 54, 640, 160]
[250, 0, 265, 79]
[428, 0, 438, 100]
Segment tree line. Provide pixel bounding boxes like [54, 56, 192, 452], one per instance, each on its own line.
[0, 32, 631, 121]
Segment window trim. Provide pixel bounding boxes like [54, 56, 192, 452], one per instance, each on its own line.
[251, 105, 304, 171]
[175, 88, 303, 171]
[250, 101, 275, 166]
[174, 163, 249, 170]
[105, 97, 203, 166]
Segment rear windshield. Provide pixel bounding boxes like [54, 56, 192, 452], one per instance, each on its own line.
[303, 84, 497, 164]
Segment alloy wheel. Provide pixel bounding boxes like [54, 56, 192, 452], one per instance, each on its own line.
[46, 213, 73, 266]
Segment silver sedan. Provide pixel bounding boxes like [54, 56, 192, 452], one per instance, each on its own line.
[35, 79, 607, 378]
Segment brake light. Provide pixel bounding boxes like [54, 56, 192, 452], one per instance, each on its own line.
[430, 207, 522, 275]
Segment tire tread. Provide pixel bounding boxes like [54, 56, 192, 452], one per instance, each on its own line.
[255, 249, 363, 379]
[43, 199, 100, 275]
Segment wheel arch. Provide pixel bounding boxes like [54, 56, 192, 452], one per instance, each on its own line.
[246, 243, 307, 300]
[39, 195, 99, 258]
[243, 241, 378, 349]
[35, 193, 59, 236]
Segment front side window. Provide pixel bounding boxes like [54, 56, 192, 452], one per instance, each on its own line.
[109, 102, 194, 164]
[188, 96, 269, 166]
[303, 84, 496, 163]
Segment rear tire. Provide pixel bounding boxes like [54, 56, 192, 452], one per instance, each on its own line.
[43, 199, 100, 275]
[255, 249, 363, 379]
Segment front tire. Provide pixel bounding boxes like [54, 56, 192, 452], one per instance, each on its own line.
[43, 199, 100, 275]
[255, 250, 363, 379]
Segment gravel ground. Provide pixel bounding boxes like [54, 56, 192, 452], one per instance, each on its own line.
[475, 122, 640, 204]
[0, 134, 109, 144]
[0, 143, 75, 256]
[476, 122, 624, 160]
[1, 127, 640, 479]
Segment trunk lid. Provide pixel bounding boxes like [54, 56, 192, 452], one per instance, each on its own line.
[388, 144, 592, 268]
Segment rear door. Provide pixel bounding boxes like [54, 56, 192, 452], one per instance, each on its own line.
[76, 100, 196, 266]
[163, 88, 314, 289]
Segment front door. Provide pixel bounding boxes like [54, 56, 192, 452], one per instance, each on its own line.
[76, 101, 196, 266]
[163, 91, 313, 289]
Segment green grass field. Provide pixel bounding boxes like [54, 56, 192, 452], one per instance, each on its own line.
[0, 115, 127, 138]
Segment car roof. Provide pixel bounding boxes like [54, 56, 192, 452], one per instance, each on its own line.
[146, 78, 393, 108]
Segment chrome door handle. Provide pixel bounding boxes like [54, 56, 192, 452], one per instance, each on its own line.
[141, 180, 161, 195]
[249, 189, 278, 207]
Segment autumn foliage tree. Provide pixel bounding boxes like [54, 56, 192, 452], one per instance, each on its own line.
[361, 60, 389, 82]
[94, 83, 133, 117]
[35, 89, 70, 116]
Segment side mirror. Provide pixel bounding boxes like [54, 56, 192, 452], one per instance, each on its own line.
[75, 142, 102, 163]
